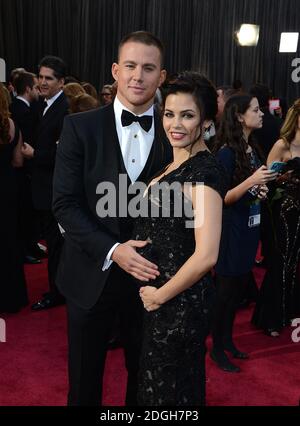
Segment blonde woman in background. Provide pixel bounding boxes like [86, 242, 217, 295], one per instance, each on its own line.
[252, 99, 300, 336]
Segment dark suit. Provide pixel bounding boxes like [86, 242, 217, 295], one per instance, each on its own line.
[32, 92, 69, 296]
[10, 98, 38, 144]
[53, 103, 172, 405]
[32, 92, 69, 210]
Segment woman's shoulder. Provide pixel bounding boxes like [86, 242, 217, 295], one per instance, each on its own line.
[272, 138, 289, 152]
[216, 145, 235, 159]
[182, 150, 229, 198]
[267, 138, 288, 163]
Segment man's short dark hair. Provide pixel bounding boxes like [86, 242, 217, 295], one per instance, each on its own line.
[9, 67, 26, 85]
[118, 31, 164, 68]
[14, 72, 36, 95]
[38, 55, 67, 80]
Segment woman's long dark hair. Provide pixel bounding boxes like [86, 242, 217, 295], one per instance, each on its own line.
[213, 93, 264, 186]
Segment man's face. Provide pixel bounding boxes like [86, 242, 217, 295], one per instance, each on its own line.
[38, 66, 64, 99]
[111, 41, 166, 114]
[28, 77, 40, 102]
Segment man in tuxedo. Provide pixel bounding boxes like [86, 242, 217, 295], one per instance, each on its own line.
[52, 31, 172, 406]
[22, 56, 69, 310]
[10, 71, 40, 143]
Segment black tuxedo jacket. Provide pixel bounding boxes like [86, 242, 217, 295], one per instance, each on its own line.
[53, 103, 172, 309]
[31, 92, 69, 210]
[10, 98, 38, 144]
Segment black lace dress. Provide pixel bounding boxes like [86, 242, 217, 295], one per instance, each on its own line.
[0, 126, 28, 313]
[133, 151, 227, 406]
[252, 157, 300, 331]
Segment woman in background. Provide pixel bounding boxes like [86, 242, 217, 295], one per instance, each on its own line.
[0, 83, 28, 313]
[82, 82, 99, 102]
[63, 82, 85, 105]
[68, 93, 99, 113]
[99, 84, 113, 106]
[211, 94, 277, 372]
[252, 99, 300, 336]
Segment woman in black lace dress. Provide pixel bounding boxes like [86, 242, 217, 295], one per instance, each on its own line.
[133, 72, 227, 406]
[252, 99, 300, 335]
[0, 83, 28, 313]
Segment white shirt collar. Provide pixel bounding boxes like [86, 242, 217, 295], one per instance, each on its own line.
[45, 90, 63, 107]
[113, 96, 155, 183]
[113, 96, 154, 125]
[16, 96, 30, 107]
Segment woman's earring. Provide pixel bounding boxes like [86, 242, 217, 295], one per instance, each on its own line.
[203, 123, 215, 140]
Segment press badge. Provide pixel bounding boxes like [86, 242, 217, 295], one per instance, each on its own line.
[248, 203, 261, 228]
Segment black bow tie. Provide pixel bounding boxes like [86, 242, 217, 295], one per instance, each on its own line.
[121, 110, 152, 132]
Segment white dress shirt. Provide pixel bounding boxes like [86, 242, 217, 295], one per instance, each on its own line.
[114, 96, 154, 183]
[102, 96, 155, 271]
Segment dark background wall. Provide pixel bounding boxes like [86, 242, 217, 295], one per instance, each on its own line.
[0, 0, 299, 104]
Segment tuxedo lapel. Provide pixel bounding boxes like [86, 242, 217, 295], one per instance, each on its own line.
[92, 105, 123, 237]
[39, 93, 66, 130]
[103, 104, 127, 175]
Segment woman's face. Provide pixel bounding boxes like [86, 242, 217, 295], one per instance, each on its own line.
[101, 89, 112, 105]
[240, 97, 264, 131]
[163, 92, 202, 148]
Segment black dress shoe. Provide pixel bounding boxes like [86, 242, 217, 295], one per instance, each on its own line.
[264, 328, 280, 337]
[223, 342, 249, 359]
[210, 350, 241, 373]
[24, 255, 42, 265]
[31, 296, 65, 311]
[108, 336, 123, 350]
[231, 350, 249, 359]
[255, 258, 266, 267]
[27, 243, 48, 259]
[238, 298, 250, 309]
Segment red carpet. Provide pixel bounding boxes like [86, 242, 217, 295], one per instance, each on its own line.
[0, 262, 299, 406]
